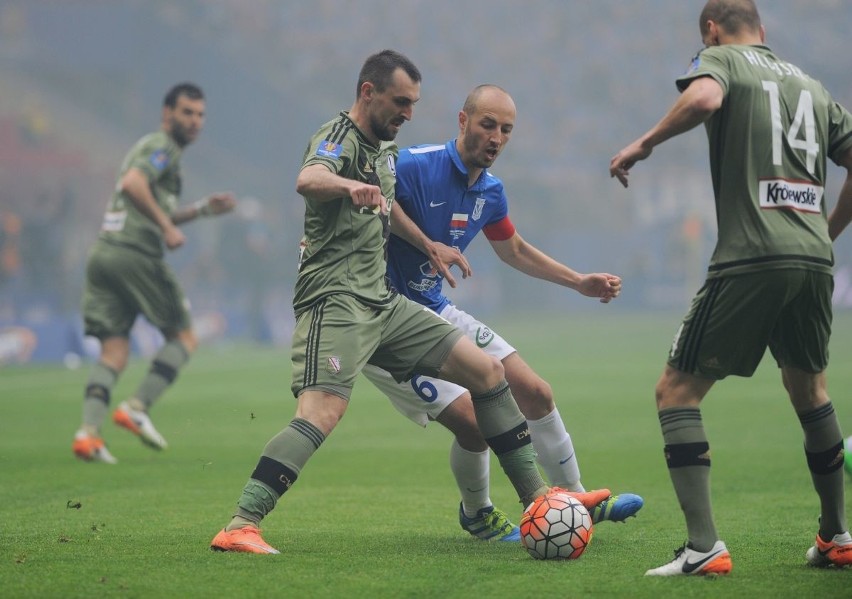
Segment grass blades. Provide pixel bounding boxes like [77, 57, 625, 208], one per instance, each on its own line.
[1, 311, 851, 598]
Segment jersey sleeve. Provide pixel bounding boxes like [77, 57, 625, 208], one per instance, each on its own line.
[302, 124, 355, 176]
[483, 216, 516, 241]
[676, 48, 730, 95]
[828, 98, 852, 164]
[127, 135, 180, 183]
[393, 148, 418, 210]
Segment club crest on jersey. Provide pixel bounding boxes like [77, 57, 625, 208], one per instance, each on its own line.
[326, 356, 342, 375]
[450, 213, 468, 241]
[316, 140, 343, 159]
[149, 150, 169, 171]
[472, 197, 485, 221]
[419, 260, 438, 277]
[387, 154, 396, 177]
[685, 52, 701, 75]
[475, 326, 494, 348]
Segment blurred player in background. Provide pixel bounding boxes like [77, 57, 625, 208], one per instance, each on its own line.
[72, 82, 236, 464]
[610, 0, 852, 576]
[211, 50, 554, 555]
[362, 83, 642, 542]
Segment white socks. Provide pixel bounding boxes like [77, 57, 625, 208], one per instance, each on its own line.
[528, 407, 583, 491]
[450, 439, 492, 516]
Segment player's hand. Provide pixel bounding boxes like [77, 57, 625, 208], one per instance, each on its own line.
[425, 241, 472, 288]
[350, 183, 388, 215]
[206, 192, 237, 215]
[609, 141, 652, 188]
[577, 273, 622, 303]
[163, 224, 186, 250]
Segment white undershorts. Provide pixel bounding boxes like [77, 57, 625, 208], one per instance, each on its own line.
[362, 303, 516, 426]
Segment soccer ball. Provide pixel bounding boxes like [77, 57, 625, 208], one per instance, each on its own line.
[520, 492, 593, 560]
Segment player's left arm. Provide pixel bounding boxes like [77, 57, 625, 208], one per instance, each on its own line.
[488, 231, 622, 303]
[828, 146, 852, 241]
[172, 192, 237, 225]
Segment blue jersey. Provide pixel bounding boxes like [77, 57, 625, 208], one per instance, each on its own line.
[386, 140, 510, 312]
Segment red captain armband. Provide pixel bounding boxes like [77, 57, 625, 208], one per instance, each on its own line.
[482, 216, 516, 241]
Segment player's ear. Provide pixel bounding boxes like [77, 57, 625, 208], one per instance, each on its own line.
[360, 81, 375, 102]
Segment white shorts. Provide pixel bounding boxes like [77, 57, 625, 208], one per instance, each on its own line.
[362, 304, 516, 426]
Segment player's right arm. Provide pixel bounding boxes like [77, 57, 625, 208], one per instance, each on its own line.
[610, 76, 723, 188]
[119, 167, 185, 249]
[828, 146, 852, 241]
[296, 164, 387, 214]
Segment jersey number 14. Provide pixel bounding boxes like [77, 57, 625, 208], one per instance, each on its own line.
[762, 80, 818, 175]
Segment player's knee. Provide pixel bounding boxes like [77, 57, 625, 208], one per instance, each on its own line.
[173, 330, 198, 354]
[100, 349, 129, 373]
[654, 368, 700, 410]
[479, 355, 505, 388]
[296, 390, 348, 436]
[514, 379, 554, 418]
[438, 395, 488, 452]
[529, 378, 553, 406]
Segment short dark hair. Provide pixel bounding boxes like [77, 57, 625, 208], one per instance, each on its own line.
[700, 0, 761, 37]
[356, 50, 421, 98]
[163, 82, 204, 108]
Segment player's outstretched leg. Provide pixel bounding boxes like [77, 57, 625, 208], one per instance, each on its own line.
[547, 487, 644, 523]
[645, 541, 732, 576]
[589, 493, 644, 524]
[547, 487, 610, 511]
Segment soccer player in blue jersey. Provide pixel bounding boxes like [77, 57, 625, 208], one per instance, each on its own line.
[362, 84, 643, 541]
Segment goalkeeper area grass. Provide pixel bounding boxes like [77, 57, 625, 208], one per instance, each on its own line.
[2, 311, 851, 598]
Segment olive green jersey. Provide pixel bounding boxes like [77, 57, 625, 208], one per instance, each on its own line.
[98, 131, 183, 257]
[294, 111, 398, 314]
[677, 45, 852, 277]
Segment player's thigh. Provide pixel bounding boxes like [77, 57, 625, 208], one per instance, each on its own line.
[290, 294, 382, 400]
[769, 271, 832, 374]
[362, 363, 464, 426]
[369, 296, 464, 383]
[82, 246, 140, 338]
[131, 259, 192, 334]
[667, 271, 800, 379]
[439, 304, 515, 360]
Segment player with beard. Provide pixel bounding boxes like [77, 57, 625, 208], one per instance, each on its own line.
[73, 82, 236, 463]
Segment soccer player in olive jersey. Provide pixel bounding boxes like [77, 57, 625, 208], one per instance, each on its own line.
[211, 50, 551, 555]
[610, 0, 852, 575]
[73, 83, 236, 464]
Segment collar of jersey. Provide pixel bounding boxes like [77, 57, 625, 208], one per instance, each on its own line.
[447, 139, 488, 191]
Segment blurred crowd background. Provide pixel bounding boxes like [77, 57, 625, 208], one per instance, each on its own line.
[0, 0, 850, 364]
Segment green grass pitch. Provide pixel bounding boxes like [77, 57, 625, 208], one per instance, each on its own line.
[2, 311, 851, 597]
